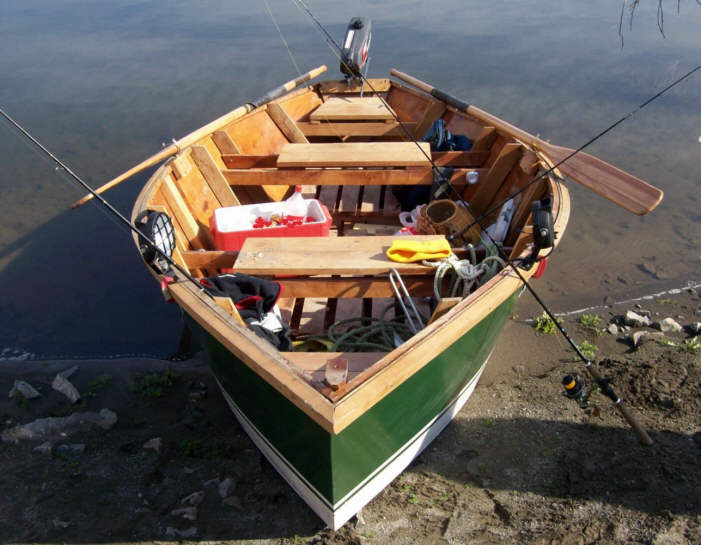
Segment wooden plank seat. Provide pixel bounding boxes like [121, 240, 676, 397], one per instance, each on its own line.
[310, 96, 396, 121]
[276, 142, 432, 168]
[233, 235, 445, 276]
[222, 166, 486, 186]
[220, 151, 488, 170]
[297, 121, 418, 138]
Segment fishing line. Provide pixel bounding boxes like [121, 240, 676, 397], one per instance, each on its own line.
[0, 106, 209, 296]
[290, 1, 658, 444]
[263, 0, 303, 76]
[453, 63, 701, 240]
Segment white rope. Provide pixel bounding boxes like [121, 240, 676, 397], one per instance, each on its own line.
[423, 253, 507, 300]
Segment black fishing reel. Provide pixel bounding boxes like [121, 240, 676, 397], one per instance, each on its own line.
[135, 210, 176, 274]
[562, 373, 589, 408]
[520, 198, 554, 270]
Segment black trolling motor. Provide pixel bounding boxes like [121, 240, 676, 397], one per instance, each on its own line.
[340, 17, 372, 81]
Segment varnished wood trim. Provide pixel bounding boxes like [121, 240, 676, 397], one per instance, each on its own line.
[318, 79, 391, 94]
[190, 145, 240, 207]
[181, 250, 237, 270]
[469, 143, 522, 213]
[266, 102, 309, 144]
[160, 174, 207, 250]
[298, 121, 418, 138]
[168, 281, 335, 432]
[223, 167, 485, 186]
[212, 130, 241, 154]
[278, 276, 435, 299]
[471, 126, 497, 151]
[413, 99, 446, 139]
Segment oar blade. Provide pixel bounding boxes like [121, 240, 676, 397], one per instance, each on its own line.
[539, 143, 663, 215]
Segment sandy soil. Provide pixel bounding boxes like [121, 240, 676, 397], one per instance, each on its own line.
[1, 288, 698, 545]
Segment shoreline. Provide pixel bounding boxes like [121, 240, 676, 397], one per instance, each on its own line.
[1, 287, 698, 544]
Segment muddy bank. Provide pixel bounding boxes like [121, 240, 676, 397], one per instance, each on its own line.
[0, 289, 699, 544]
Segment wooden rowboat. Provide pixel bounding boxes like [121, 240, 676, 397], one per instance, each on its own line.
[124, 68, 647, 528]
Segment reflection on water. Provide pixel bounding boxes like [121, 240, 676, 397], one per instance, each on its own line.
[0, 0, 699, 358]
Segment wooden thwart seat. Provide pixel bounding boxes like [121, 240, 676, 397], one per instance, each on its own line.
[276, 142, 431, 168]
[233, 235, 445, 276]
[310, 96, 395, 121]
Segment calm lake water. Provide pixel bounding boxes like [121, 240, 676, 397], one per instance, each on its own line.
[1, 0, 699, 359]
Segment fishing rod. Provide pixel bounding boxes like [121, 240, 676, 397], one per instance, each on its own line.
[291, 0, 655, 445]
[0, 107, 208, 296]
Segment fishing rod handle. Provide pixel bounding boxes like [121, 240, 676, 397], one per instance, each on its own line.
[585, 362, 653, 446]
[616, 401, 653, 446]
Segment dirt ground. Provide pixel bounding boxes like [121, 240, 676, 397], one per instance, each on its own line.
[1, 288, 699, 545]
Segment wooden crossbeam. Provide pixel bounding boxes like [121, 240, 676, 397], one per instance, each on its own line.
[413, 100, 446, 139]
[276, 142, 431, 168]
[181, 250, 237, 271]
[220, 152, 487, 169]
[471, 126, 497, 151]
[278, 277, 435, 299]
[266, 103, 309, 144]
[318, 79, 391, 94]
[310, 96, 396, 121]
[211, 130, 240, 154]
[190, 146, 240, 207]
[468, 143, 522, 215]
[432, 151, 490, 167]
[160, 174, 212, 250]
[297, 121, 418, 137]
[221, 155, 278, 169]
[222, 167, 486, 186]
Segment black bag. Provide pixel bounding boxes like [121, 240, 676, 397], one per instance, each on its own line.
[201, 273, 291, 350]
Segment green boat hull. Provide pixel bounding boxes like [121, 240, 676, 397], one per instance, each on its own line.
[190, 291, 518, 528]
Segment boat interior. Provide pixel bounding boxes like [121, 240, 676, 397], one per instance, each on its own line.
[132, 77, 566, 410]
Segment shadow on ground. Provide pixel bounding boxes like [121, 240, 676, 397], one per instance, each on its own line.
[0, 357, 697, 543]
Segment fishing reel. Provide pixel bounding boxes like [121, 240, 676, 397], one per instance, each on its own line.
[519, 198, 554, 270]
[562, 373, 589, 408]
[340, 17, 372, 80]
[135, 210, 176, 274]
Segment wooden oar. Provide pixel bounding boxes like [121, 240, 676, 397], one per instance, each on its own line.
[71, 65, 327, 209]
[390, 69, 663, 215]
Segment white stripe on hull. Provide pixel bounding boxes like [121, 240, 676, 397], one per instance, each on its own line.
[215, 358, 488, 529]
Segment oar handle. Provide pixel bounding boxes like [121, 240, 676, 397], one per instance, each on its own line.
[71, 64, 328, 210]
[251, 65, 328, 107]
[391, 68, 534, 144]
[71, 144, 178, 209]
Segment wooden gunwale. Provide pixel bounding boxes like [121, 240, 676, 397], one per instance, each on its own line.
[131, 79, 571, 435]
